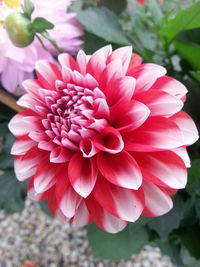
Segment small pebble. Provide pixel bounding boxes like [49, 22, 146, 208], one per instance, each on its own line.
[0, 199, 177, 267]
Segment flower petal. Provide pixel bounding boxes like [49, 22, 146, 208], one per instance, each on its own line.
[86, 195, 127, 233]
[11, 137, 36, 155]
[70, 201, 91, 227]
[97, 151, 142, 190]
[133, 151, 187, 189]
[124, 117, 184, 152]
[170, 111, 199, 146]
[93, 177, 144, 222]
[110, 100, 150, 132]
[142, 181, 173, 216]
[68, 152, 98, 197]
[50, 146, 71, 163]
[135, 90, 183, 117]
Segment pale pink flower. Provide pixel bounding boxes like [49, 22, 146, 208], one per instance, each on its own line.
[9, 46, 198, 233]
[0, 0, 83, 95]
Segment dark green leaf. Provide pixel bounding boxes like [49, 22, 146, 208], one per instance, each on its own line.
[98, 0, 127, 15]
[30, 17, 54, 33]
[87, 218, 149, 260]
[174, 40, 200, 70]
[187, 159, 200, 197]
[76, 7, 130, 45]
[179, 225, 200, 259]
[190, 71, 200, 83]
[0, 170, 26, 213]
[148, 195, 184, 240]
[160, 2, 200, 44]
[181, 246, 200, 267]
[22, 0, 35, 19]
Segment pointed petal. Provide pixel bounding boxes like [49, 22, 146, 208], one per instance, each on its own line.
[70, 201, 91, 227]
[110, 100, 150, 132]
[105, 76, 136, 106]
[134, 151, 187, 189]
[68, 152, 98, 197]
[142, 181, 173, 216]
[170, 111, 199, 146]
[135, 90, 183, 117]
[50, 146, 71, 163]
[11, 137, 36, 155]
[35, 60, 62, 89]
[56, 175, 81, 218]
[97, 151, 142, 190]
[124, 117, 184, 152]
[92, 127, 124, 154]
[86, 195, 127, 233]
[93, 177, 144, 222]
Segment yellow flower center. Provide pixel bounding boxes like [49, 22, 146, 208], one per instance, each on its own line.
[0, 0, 21, 8]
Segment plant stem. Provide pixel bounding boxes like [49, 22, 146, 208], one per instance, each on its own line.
[0, 89, 23, 113]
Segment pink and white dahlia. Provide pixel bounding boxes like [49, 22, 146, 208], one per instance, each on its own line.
[9, 46, 198, 233]
[0, 0, 83, 95]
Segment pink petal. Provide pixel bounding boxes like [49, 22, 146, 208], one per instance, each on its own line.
[127, 53, 142, 72]
[93, 98, 110, 119]
[50, 147, 71, 163]
[11, 137, 36, 155]
[92, 127, 124, 154]
[108, 46, 132, 75]
[135, 90, 183, 117]
[80, 138, 99, 158]
[105, 76, 136, 106]
[33, 162, 57, 193]
[151, 76, 188, 101]
[129, 63, 166, 94]
[70, 201, 91, 227]
[93, 177, 144, 222]
[14, 147, 45, 181]
[173, 147, 191, 168]
[124, 117, 184, 152]
[35, 60, 62, 89]
[68, 152, 98, 197]
[110, 100, 150, 132]
[97, 151, 142, 190]
[170, 111, 199, 146]
[76, 50, 87, 75]
[133, 151, 187, 189]
[56, 175, 81, 218]
[86, 195, 127, 233]
[58, 53, 77, 70]
[142, 181, 173, 216]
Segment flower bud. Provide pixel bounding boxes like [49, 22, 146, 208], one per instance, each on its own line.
[5, 12, 34, 47]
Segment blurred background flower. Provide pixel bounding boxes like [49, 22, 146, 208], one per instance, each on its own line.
[0, 0, 83, 95]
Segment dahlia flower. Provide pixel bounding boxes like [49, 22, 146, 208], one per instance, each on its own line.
[0, 0, 83, 95]
[9, 46, 198, 233]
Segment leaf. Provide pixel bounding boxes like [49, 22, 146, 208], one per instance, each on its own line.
[187, 159, 200, 197]
[160, 2, 200, 44]
[190, 71, 200, 83]
[75, 7, 130, 45]
[181, 246, 200, 267]
[0, 170, 27, 213]
[174, 40, 200, 70]
[148, 195, 184, 240]
[30, 17, 54, 33]
[98, 0, 127, 15]
[22, 0, 35, 19]
[87, 217, 150, 260]
[178, 225, 200, 259]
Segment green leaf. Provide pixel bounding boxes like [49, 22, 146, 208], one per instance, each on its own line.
[0, 170, 26, 213]
[148, 195, 184, 240]
[98, 0, 127, 15]
[30, 17, 54, 33]
[76, 7, 130, 45]
[187, 159, 200, 197]
[181, 246, 200, 267]
[190, 71, 200, 83]
[178, 225, 200, 259]
[160, 2, 200, 44]
[22, 0, 35, 19]
[87, 218, 150, 260]
[174, 40, 200, 70]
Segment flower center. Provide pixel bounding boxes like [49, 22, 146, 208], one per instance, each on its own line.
[41, 82, 108, 151]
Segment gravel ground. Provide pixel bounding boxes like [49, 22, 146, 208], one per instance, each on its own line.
[0, 199, 177, 267]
